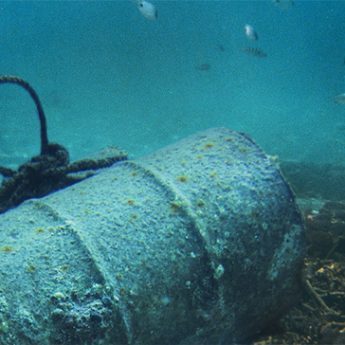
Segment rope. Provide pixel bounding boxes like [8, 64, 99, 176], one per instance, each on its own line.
[0, 75, 49, 155]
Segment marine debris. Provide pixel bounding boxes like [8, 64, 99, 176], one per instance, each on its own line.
[0, 75, 127, 214]
[0, 127, 305, 344]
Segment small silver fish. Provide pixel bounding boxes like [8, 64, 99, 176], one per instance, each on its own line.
[334, 93, 345, 104]
[137, 0, 157, 20]
[244, 24, 258, 41]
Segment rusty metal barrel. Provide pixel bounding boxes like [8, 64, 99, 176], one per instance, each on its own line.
[0, 128, 304, 345]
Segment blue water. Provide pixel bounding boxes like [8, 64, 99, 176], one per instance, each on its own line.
[1, 0, 345, 167]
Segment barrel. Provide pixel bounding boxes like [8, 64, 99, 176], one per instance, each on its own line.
[0, 127, 305, 345]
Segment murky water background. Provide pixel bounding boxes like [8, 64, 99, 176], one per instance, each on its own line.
[1, 1, 344, 171]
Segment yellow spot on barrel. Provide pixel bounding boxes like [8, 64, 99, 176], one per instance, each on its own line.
[1, 246, 14, 253]
[177, 175, 188, 183]
[204, 142, 215, 149]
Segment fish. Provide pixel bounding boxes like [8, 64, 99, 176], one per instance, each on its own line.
[195, 63, 211, 71]
[244, 24, 258, 41]
[272, 0, 294, 10]
[334, 93, 345, 104]
[242, 47, 267, 58]
[217, 44, 225, 52]
[136, 0, 158, 20]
